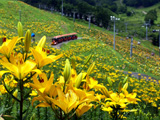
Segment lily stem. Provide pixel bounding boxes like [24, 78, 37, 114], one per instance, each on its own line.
[20, 80, 24, 120]
[60, 109, 63, 120]
[2, 78, 20, 102]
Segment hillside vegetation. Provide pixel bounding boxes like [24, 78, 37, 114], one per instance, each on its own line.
[0, 0, 160, 120]
[0, 0, 159, 79]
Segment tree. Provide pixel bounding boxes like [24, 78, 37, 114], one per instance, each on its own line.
[151, 33, 159, 46]
[123, 0, 160, 7]
[77, 1, 92, 14]
[144, 9, 157, 25]
[63, 3, 74, 13]
[95, 7, 111, 28]
[126, 11, 132, 16]
[118, 5, 127, 14]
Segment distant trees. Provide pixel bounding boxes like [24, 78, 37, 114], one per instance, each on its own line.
[20, 0, 114, 28]
[77, 1, 93, 15]
[94, 6, 111, 28]
[63, 3, 74, 13]
[123, 0, 160, 7]
[144, 9, 157, 25]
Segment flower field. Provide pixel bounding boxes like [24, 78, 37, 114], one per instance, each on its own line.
[0, 0, 160, 120]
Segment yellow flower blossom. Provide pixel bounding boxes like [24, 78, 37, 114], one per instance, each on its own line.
[0, 37, 21, 58]
[32, 46, 63, 68]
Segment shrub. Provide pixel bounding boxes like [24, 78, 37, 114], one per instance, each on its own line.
[151, 33, 159, 46]
[126, 11, 132, 16]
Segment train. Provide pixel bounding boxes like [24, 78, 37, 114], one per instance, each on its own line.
[51, 33, 77, 45]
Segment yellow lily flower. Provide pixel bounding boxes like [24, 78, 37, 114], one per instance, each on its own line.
[102, 102, 113, 112]
[108, 93, 127, 109]
[51, 88, 78, 114]
[86, 76, 104, 90]
[32, 46, 63, 68]
[122, 89, 141, 104]
[32, 95, 50, 108]
[0, 37, 21, 58]
[51, 88, 95, 114]
[31, 84, 58, 108]
[29, 72, 54, 94]
[72, 87, 96, 105]
[0, 59, 37, 80]
[76, 103, 93, 117]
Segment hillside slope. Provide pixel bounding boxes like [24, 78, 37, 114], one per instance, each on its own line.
[0, 0, 160, 79]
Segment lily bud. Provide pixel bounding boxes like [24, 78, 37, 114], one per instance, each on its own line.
[12, 89, 18, 103]
[75, 73, 83, 88]
[24, 29, 31, 52]
[118, 81, 122, 92]
[100, 87, 110, 98]
[123, 76, 128, 84]
[84, 54, 92, 65]
[63, 59, 71, 83]
[37, 36, 46, 48]
[123, 82, 128, 90]
[107, 77, 112, 87]
[18, 21, 23, 37]
[87, 62, 95, 75]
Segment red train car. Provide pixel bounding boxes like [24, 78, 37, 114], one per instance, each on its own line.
[51, 33, 77, 45]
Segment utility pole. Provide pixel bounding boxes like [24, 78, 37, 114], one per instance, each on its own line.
[73, 12, 76, 22]
[50, 7, 54, 13]
[88, 15, 91, 29]
[39, 4, 41, 9]
[130, 36, 133, 58]
[110, 16, 120, 50]
[125, 22, 128, 33]
[72, 10, 77, 22]
[144, 20, 150, 40]
[87, 13, 93, 29]
[77, 13, 80, 19]
[145, 23, 148, 40]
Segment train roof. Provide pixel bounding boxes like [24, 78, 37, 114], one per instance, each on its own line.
[53, 33, 77, 39]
